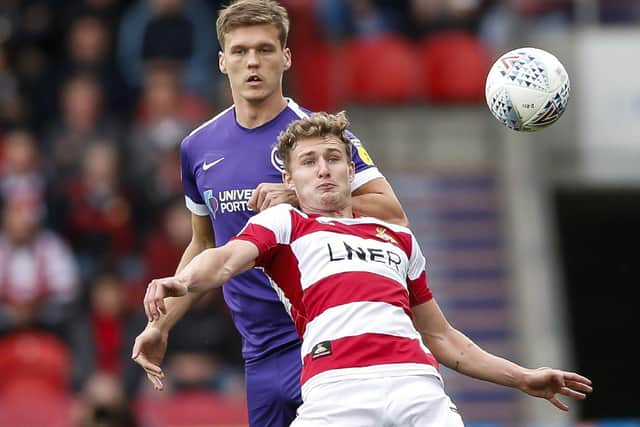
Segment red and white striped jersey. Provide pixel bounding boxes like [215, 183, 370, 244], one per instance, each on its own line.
[234, 204, 441, 395]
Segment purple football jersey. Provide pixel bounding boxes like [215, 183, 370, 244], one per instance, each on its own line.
[180, 98, 383, 360]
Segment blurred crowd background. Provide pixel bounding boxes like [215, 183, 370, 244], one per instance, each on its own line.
[0, 0, 638, 426]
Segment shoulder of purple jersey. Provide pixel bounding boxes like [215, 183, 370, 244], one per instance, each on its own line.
[182, 105, 235, 145]
[285, 98, 312, 119]
[345, 129, 360, 143]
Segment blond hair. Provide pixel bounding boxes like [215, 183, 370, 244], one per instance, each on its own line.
[216, 0, 290, 49]
[277, 111, 353, 171]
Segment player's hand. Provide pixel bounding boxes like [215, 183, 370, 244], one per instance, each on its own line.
[520, 367, 593, 411]
[131, 324, 168, 391]
[144, 276, 188, 321]
[248, 183, 298, 212]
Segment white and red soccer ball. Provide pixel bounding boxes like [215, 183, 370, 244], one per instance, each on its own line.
[485, 47, 570, 132]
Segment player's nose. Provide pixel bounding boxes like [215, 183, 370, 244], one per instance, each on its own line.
[247, 49, 259, 66]
[317, 158, 330, 176]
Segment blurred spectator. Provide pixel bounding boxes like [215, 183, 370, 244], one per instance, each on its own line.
[43, 73, 122, 186]
[32, 12, 132, 126]
[165, 289, 244, 394]
[0, 190, 78, 333]
[126, 63, 209, 220]
[90, 272, 129, 376]
[64, 141, 135, 281]
[130, 196, 191, 309]
[117, 0, 218, 98]
[63, 0, 130, 27]
[0, 127, 45, 202]
[0, 47, 25, 128]
[316, 0, 407, 40]
[479, 0, 572, 45]
[73, 372, 138, 427]
[405, 0, 485, 39]
[0, 188, 92, 388]
[6, 1, 65, 114]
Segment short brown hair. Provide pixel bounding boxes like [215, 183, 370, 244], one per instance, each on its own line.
[216, 0, 289, 49]
[277, 111, 353, 171]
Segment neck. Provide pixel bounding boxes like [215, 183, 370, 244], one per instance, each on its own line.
[233, 93, 288, 129]
[301, 204, 353, 219]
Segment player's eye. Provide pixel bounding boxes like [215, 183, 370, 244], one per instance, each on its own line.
[302, 159, 314, 166]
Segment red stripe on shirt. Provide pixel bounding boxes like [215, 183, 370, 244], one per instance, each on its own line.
[303, 272, 412, 324]
[233, 223, 277, 255]
[258, 245, 307, 337]
[301, 333, 438, 384]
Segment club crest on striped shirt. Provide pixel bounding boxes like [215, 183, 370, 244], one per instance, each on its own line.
[311, 341, 332, 359]
[376, 227, 398, 245]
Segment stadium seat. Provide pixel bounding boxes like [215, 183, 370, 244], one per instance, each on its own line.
[0, 331, 71, 399]
[343, 35, 421, 104]
[0, 394, 73, 427]
[290, 42, 345, 112]
[418, 31, 493, 103]
[136, 390, 248, 426]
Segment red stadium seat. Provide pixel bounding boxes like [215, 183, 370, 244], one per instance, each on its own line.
[0, 331, 71, 399]
[0, 394, 73, 427]
[290, 41, 345, 112]
[418, 31, 493, 103]
[343, 35, 421, 104]
[136, 390, 249, 426]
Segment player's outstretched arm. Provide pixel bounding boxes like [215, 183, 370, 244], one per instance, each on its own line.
[412, 299, 593, 411]
[144, 239, 259, 322]
[132, 214, 216, 390]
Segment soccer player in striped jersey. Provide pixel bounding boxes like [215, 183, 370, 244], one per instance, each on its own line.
[142, 111, 593, 426]
[131, 1, 407, 426]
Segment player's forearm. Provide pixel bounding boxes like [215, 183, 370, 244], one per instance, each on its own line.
[351, 192, 408, 226]
[424, 327, 530, 390]
[178, 247, 233, 294]
[153, 239, 213, 331]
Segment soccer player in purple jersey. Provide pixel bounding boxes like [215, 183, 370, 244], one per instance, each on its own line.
[131, 1, 407, 426]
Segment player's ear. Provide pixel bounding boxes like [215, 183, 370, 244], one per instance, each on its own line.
[283, 47, 291, 71]
[282, 171, 294, 188]
[348, 161, 355, 183]
[219, 51, 227, 74]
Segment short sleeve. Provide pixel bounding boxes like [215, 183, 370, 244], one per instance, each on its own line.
[406, 232, 433, 306]
[180, 136, 208, 216]
[346, 130, 384, 191]
[233, 204, 294, 258]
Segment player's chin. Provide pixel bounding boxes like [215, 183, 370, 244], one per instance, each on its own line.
[319, 192, 345, 207]
[242, 88, 270, 103]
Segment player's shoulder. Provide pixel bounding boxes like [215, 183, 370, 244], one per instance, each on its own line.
[182, 105, 235, 146]
[248, 204, 307, 232]
[284, 98, 312, 120]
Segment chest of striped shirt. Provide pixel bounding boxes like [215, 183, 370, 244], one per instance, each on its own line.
[235, 204, 439, 387]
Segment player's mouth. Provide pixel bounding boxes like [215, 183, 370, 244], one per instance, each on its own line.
[246, 75, 263, 85]
[317, 182, 337, 191]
